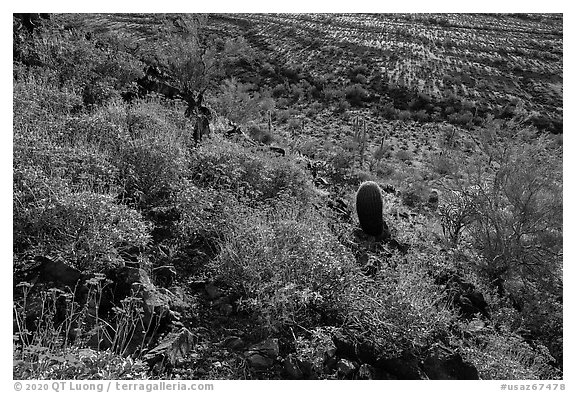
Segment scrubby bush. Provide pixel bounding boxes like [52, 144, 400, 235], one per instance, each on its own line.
[14, 21, 144, 107]
[211, 78, 275, 125]
[344, 84, 370, 106]
[13, 278, 149, 379]
[211, 201, 355, 332]
[112, 136, 189, 208]
[396, 149, 413, 163]
[446, 122, 563, 367]
[14, 179, 150, 272]
[341, 254, 456, 358]
[189, 136, 314, 205]
[14, 144, 119, 193]
[461, 328, 560, 380]
[14, 68, 83, 131]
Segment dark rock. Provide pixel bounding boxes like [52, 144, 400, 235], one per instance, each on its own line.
[153, 265, 177, 287]
[283, 355, 304, 379]
[245, 338, 280, 370]
[249, 338, 280, 358]
[358, 363, 374, 380]
[380, 183, 397, 194]
[387, 238, 410, 254]
[357, 341, 379, 364]
[437, 272, 490, 319]
[337, 359, 357, 377]
[323, 343, 339, 370]
[143, 327, 195, 371]
[246, 353, 274, 370]
[332, 331, 356, 360]
[375, 352, 425, 379]
[106, 267, 174, 354]
[422, 344, 479, 380]
[26, 256, 81, 288]
[118, 244, 143, 268]
[221, 336, 245, 350]
[205, 283, 223, 300]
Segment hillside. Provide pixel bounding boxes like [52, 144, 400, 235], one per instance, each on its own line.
[13, 13, 563, 381]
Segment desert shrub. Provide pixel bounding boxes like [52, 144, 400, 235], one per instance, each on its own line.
[111, 128, 190, 208]
[189, 136, 314, 205]
[14, 346, 148, 380]
[211, 201, 355, 332]
[461, 328, 560, 380]
[345, 84, 370, 106]
[210, 78, 275, 125]
[341, 254, 456, 358]
[438, 189, 476, 246]
[448, 110, 474, 128]
[398, 110, 412, 121]
[325, 145, 357, 184]
[466, 126, 562, 293]
[372, 142, 393, 162]
[431, 151, 457, 176]
[13, 69, 83, 130]
[412, 109, 430, 122]
[14, 21, 144, 107]
[13, 278, 149, 379]
[287, 118, 303, 133]
[374, 161, 396, 179]
[323, 87, 345, 102]
[379, 102, 399, 120]
[334, 99, 351, 114]
[395, 149, 413, 163]
[449, 123, 563, 365]
[247, 123, 274, 144]
[14, 143, 119, 193]
[291, 327, 337, 378]
[14, 175, 150, 272]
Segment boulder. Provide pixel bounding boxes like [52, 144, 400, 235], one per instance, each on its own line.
[336, 359, 357, 378]
[25, 256, 81, 288]
[152, 265, 177, 287]
[422, 344, 479, 380]
[244, 338, 279, 371]
[375, 352, 425, 379]
[143, 327, 196, 371]
[283, 355, 304, 379]
[221, 336, 245, 350]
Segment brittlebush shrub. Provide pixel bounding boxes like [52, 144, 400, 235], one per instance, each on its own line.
[13, 68, 83, 136]
[14, 166, 150, 272]
[190, 136, 314, 205]
[14, 21, 144, 107]
[14, 144, 119, 193]
[341, 253, 456, 358]
[461, 329, 560, 380]
[211, 200, 355, 332]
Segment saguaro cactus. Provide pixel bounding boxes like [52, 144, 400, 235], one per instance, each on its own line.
[356, 181, 389, 239]
[352, 116, 368, 167]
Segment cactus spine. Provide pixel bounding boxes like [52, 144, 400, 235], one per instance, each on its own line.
[356, 181, 388, 238]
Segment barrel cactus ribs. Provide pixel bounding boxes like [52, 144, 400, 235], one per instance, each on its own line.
[356, 181, 390, 240]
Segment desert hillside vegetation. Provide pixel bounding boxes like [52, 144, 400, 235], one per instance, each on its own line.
[13, 13, 562, 380]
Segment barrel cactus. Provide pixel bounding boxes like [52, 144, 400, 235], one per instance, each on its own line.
[356, 181, 389, 239]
